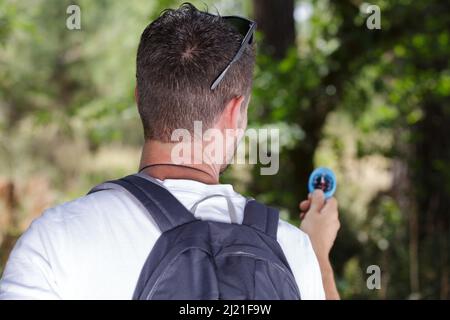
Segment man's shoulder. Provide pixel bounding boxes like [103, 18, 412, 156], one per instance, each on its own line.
[20, 187, 156, 256]
[38, 188, 129, 223]
[28, 187, 145, 242]
[277, 218, 311, 245]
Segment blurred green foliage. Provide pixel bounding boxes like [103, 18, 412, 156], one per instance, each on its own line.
[0, 0, 448, 299]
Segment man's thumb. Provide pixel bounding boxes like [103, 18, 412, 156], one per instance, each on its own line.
[309, 189, 325, 212]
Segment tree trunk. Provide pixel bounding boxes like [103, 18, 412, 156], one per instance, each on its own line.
[0, 180, 18, 267]
[414, 96, 450, 299]
[252, 0, 296, 60]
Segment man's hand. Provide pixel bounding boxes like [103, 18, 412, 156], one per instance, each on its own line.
[299, 189, 340, 299]
[299, 190, 340, 259]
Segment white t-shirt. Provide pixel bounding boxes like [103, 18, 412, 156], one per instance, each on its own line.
[0, 174, 325, 300]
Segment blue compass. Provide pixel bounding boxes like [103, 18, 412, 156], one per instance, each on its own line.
[308, 167, 337, 199]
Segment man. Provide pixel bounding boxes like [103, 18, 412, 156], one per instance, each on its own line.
[0, 3, 340, 299]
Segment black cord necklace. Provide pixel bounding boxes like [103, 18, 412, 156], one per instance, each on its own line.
[139, 163, 217, 181]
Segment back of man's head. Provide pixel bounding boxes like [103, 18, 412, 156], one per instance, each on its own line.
[136, 3, 256, 142]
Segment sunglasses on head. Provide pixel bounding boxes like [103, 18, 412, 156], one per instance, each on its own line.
[210, 16, 257, 90]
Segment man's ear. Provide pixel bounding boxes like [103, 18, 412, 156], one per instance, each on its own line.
[223, 96, 246, 129]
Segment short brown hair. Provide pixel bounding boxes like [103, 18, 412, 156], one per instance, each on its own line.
[136, 3, 256, 142]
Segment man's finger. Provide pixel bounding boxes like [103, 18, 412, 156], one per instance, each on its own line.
[321, 197, 338, 217]
[309, 189, 326, 212]
[299, 212, 306, 220]
[299, 200, 310, 212]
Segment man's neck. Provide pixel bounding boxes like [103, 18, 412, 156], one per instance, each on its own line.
[139, 140, 221, 185]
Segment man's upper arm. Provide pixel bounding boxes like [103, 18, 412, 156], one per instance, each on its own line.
[277, 220, 326, 300]
[0, 216, 61, 300]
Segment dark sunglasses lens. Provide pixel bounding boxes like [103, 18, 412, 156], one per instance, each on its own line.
[223, 17, 252, 37]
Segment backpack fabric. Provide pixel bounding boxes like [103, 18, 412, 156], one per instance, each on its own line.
[88, 174, 301, 300]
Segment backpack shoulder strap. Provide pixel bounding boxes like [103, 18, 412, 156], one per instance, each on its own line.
[88, 174, 196, 233]
[242, 199, 279, 239]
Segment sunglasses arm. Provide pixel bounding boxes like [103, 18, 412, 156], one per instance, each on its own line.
[210, 64, 232, 90]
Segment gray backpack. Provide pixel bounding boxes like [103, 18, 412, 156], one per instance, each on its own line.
[89, 174, 301, 300]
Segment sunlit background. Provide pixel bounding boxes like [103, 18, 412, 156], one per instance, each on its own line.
[0, 0, 449, 299]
